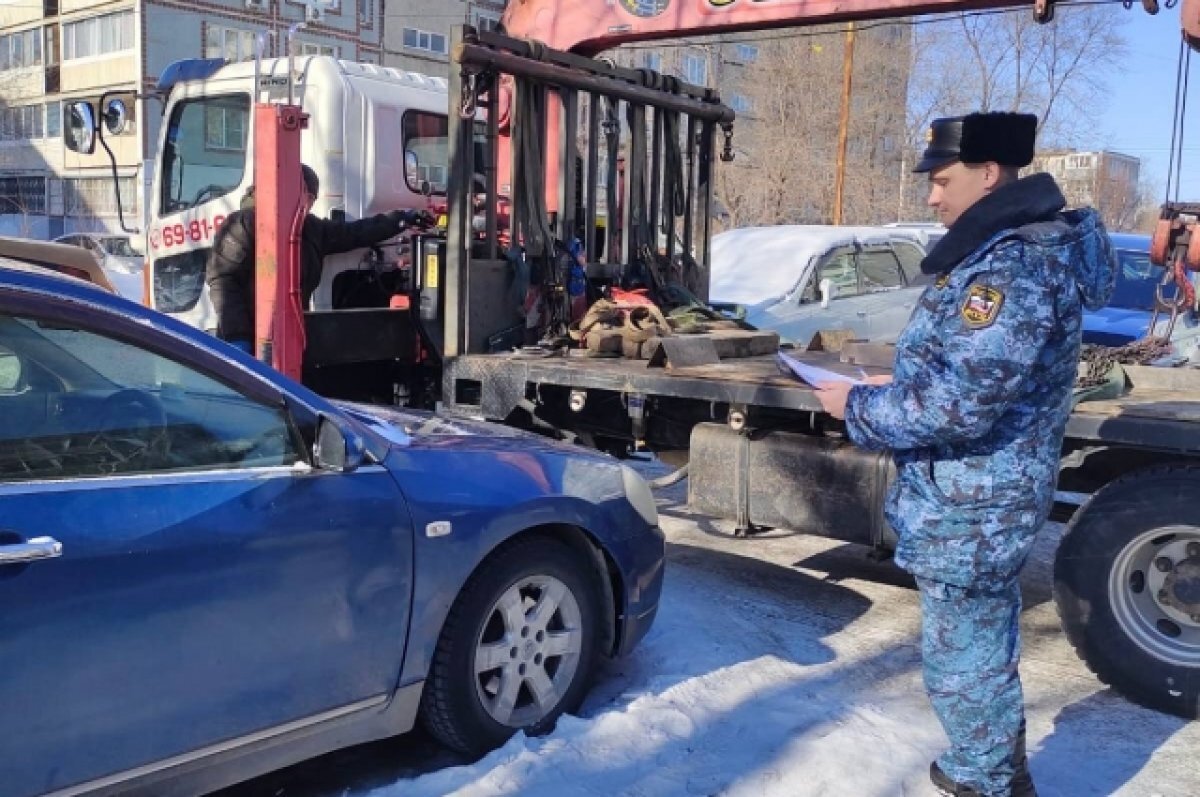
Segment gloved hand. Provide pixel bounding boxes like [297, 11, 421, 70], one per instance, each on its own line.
[390, 209, 436, 229]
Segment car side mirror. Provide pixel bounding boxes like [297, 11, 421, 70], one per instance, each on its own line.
[819, 278, 835, 309]
[65, 101, 97, 155]
[313, 415, 367, 473]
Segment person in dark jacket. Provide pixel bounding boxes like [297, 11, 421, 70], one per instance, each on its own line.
[207, 164, 426, 351]
[814, 113, 1115, 797]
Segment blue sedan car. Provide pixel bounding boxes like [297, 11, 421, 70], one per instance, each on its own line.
[1083, 233, 1199, 346]
[0, 263, 664, 796]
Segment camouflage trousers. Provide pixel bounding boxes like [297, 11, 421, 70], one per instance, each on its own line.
[918, 577, 1025, 797]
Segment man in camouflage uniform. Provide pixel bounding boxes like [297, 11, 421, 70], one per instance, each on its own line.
[815, 112, 1115, 796]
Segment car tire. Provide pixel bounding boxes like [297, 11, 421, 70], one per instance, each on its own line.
[1053, 465, 1200, 719]
[420, 534, 605, 756]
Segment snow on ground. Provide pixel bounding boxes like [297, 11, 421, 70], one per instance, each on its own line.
[358, 473, 1200, 797]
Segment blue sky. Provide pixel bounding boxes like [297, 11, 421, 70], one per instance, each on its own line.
[1095, 7, 1200, 199]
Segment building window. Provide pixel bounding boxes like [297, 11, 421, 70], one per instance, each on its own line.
[0, 105, 45, 141]
[64, 177, 137, 218]
[0, 28, 43, 71]
[63, 11, 133, 61]
[474, 11, 501, 33]
[205, 104, 247, 152]
[205, 25, 256, 63]
[1067, 154, 1094, 170]
[44, 24, 59, 67]
[45, 102, 60, 138]
[299, 42, 338, 58]
[730, 94, 752, 114]
[734, 44, 758, 63]
[0, 176, 47, 215]
[358, 0, 374, 24]
[682, 52, 707, 86]
[643, 52, 662, 72]
[402, 28, 448, 56]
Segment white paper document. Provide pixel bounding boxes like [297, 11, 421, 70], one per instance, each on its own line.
[776, 351, 863, 387]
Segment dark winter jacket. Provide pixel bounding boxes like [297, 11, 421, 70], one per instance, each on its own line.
[206, 195, 405, 342]
[844, 173, 1116, 590]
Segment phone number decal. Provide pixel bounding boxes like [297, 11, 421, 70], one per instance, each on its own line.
[148, 216, 226, 251]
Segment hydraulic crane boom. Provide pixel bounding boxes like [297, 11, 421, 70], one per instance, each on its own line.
[503, 0, 1199, 55]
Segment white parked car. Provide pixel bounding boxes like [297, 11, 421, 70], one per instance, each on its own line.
[54, 233, 145, 302]
[710, 225, 931, 347]
[883, 221, 947, 249]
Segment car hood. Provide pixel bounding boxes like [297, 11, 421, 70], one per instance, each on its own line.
[335, 401, 602, 457]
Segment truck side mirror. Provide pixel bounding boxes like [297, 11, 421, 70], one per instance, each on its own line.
[65, 101, 97, 155]
[819, 278, 835, 309]
[405, 150, 420, 188]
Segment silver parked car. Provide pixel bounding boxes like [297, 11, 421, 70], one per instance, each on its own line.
[711, 225, 931, 346]
[54, 232, 145, 303]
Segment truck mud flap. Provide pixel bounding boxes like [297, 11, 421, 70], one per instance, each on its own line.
[688, 423, 897, 549]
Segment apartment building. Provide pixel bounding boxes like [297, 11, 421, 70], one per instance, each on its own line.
[380, 0, 504, 76]
[0, 0, 383, 237]
[1031, 149, 1142, 230]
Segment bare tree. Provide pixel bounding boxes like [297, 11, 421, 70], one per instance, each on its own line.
[714, 24, 909, 229]
[900, 7, 1129, 219]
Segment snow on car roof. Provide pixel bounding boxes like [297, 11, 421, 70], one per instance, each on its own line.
[710, 225, 921, 306]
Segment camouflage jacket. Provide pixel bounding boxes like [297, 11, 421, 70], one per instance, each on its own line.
[845, 175, 1115, 589]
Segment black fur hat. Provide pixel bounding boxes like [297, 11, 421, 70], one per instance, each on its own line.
[914, 112, 1038, 173]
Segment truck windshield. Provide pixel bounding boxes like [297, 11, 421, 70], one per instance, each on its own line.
[160, 93, 251, 216]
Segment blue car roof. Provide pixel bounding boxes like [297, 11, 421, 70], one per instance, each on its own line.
[1109, 232, 1150, 251]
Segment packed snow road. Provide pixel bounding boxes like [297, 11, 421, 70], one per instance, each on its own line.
[216, 478, 1199, 797]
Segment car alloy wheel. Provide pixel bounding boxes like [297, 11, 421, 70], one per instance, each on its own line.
[472, 574, 584, 728]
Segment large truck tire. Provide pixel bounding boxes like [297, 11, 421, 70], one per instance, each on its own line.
[1053, 465, 1200, 719]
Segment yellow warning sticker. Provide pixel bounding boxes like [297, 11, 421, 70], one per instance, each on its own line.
[425, 254, 439, 290]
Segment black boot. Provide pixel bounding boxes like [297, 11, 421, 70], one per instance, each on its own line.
[930, 762, 987, 797]
[929, 758, 1038, 797]
[1009, 726, 1039, 797]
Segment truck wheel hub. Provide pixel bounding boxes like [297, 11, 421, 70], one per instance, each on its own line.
[1164, 558, 1200, 611]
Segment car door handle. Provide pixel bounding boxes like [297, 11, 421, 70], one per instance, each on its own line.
[856, 311, 868, 317]
[0, 536, 64, 566]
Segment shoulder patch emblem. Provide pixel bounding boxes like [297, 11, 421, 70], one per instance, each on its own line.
[960, 285, 1004, 329]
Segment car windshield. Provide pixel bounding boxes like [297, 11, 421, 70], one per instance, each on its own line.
[1110, 247, 1173, 311]
[100, 237, 141, 257]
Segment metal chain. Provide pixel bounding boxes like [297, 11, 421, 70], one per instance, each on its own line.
[460, 72, 479, 119]
[1077, 337, 1175, 389]
[720, 124, 735, 163]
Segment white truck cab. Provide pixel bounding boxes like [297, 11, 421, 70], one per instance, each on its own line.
[148, 55, 450, 332]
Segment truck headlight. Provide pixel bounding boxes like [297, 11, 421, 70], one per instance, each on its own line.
[622, 466, 659, 527]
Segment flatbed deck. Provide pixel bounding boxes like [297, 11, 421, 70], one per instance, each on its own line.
[445, 349, 1200, 453]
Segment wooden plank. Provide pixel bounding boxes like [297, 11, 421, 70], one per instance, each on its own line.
[1123, 365, 1200, 391]
[648, 336, 721, 369]
[1073, 389, 1200, 422]
[643, 329, 780, 362]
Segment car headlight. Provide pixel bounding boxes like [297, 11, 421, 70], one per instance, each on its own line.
[621, 466, 659, 527]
